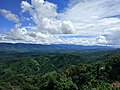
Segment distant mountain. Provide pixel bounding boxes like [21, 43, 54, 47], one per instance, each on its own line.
[0, 43, 113, 53]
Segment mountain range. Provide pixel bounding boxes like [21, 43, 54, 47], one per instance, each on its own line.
[0, 43, 113, 53]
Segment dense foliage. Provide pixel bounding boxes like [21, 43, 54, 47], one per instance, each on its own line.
[0, 48, 120, 90]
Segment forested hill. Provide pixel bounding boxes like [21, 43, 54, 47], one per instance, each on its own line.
[0, 43, 120, 89]
[0, 49, 120, 89]
[0, 43, 112, 52]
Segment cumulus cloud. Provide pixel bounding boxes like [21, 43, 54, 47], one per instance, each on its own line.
[0, 23, 57, 44]
[21, 0, 75, 34]
[96, 35, 107, 44]
[0, 9, 20, 23]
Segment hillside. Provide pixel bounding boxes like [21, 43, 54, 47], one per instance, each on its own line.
[0, 45, 120, 89]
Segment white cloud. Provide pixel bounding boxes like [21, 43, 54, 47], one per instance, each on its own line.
[61, 0, 120, 35]
[0, 23, 56, 44]
[21, 0, 57, 23]
[20, 0, 75, 35]
[61, 21, 75, 34]
[105, 30, 120, 45]
[0, 9, 20, 23]
[0, 0, 120, 46]
[60, 0, 120, 45]
[96, 35, 107, 44]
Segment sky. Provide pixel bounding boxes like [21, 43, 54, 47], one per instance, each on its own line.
[0, 0, 120, 46]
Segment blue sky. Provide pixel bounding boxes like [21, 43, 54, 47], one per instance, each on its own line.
[0, 0, 23, 32]
[0, 0, 69, 32]
[0, 0, 120, 45]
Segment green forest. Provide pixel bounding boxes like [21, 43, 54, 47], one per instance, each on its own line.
[0, 49, 120, 90]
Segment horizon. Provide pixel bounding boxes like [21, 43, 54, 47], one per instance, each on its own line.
[0, 42, 118, 49]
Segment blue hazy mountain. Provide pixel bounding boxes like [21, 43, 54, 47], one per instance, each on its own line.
[0, 43, 112, 53]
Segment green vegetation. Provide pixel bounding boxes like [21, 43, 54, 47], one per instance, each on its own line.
[0, 49, 120, 90]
